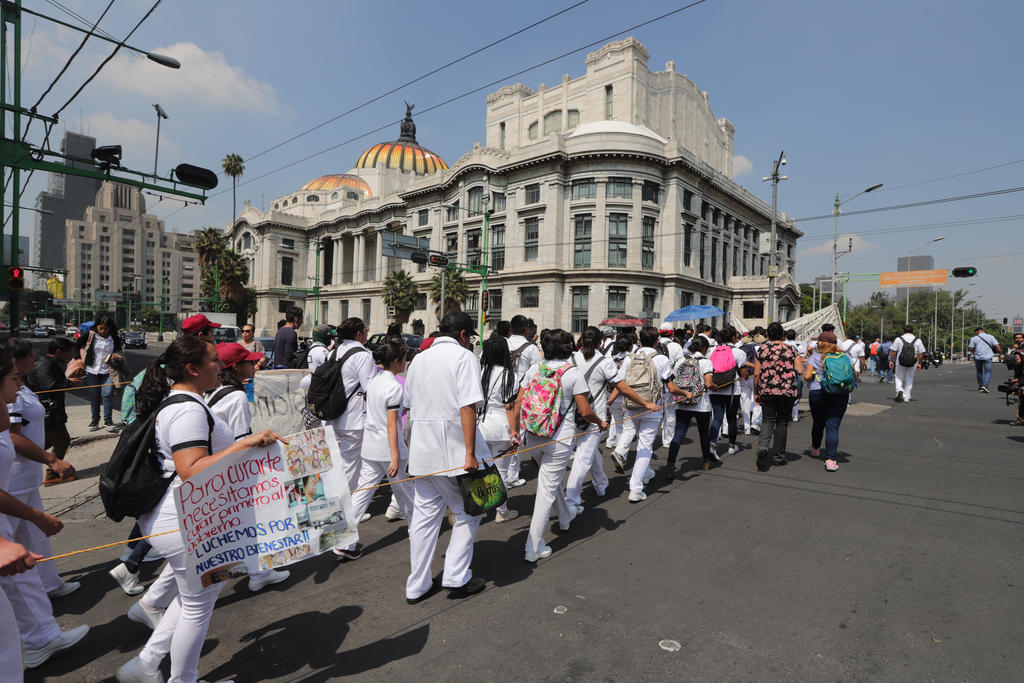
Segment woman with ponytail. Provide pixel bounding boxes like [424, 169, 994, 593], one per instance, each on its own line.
[117, 337, 284, 683]
[477, 337, 523, 523]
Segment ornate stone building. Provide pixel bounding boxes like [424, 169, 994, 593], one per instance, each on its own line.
[231, 38, 800, 335]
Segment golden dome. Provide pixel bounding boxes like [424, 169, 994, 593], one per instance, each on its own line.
[301, 173, 373, 196]
[354, 103, 447, 175]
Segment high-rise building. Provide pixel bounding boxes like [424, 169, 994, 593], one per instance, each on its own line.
[896, 254, 935, 299]
[65, 182, 198, 322]
[35, 131, 103, 273]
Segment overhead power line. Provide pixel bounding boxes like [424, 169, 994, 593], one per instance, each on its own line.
[44, 0, 119, 41]
[876, 158, 1024, 193]
[798, 213, 1024, 242]
[793, 186, 1024, 222]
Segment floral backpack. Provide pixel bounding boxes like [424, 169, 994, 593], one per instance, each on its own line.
[520, 362, 571, 438]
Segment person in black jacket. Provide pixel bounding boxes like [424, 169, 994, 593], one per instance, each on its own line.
[28, 338, 83, 485]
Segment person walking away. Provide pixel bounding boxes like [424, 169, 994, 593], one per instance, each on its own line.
[877, 338, 894, 383]
[604, 333, 635, 455]
[80, 316, 124, 431]
[784, 329, 805, 422]
[115, 337, 283, 683]
[272, 307, 303, 369]
[0, 346, 89, 670]
[753, 323, 803, 472]
[505, 315, 541, 482]
[657, 328, 684, 446]
[707, 328, 748, 459]
[609, 326, 680, 502]
[967, 325, 1002, 392]
[868, 338, 881, 376]
[737, 332, 762, 435]
[402, 311, 488, 602]
[666, 336, 714, 475]
[477, 337, 526, 519]
[804, 331, 853, 472]
[0, 528, 48, 680]
[889, 325, 925, 402]
[26, 338, 82, 486]
[297, 324, 335, 393]
[567, 327, 657, 507]
[512, 330, 606, 562]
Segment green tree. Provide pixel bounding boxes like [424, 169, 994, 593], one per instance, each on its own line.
[137, 306, 159, 326]
[221, 153, 245, 223]
[800, 283, 832, 315]
[199, 250, 249, 320]
[429, 268, 468, 321]
[382, 270, 418, 325]
[194, 227, 228, 312]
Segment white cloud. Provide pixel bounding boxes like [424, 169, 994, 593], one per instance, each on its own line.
[799, 234, 882, 257]
[98, 42, 282, 115]
[81, 112, 178, 169]
[733, 154, 754, 177]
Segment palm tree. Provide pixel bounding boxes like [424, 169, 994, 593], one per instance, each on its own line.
[429, 268, 468, 322]
[194, 227, 227, 311]
[382, 270, 418, 326]
[222, 153, 245, 223]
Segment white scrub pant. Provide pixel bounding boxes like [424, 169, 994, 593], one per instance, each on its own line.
[564, 426, 608, 507]
[136, 493, 225, 683]
[738, 377, 762, 430]
[141, 563, 177, 611]
[660, 395, 677, 445]
[895, 365, 917, 401]
[606, 398, 626, 449]
[340, 458, 416, 551]
[627, 410, 660, 494]
[0, 589, 21, 682]
[523, 434, 574, 556]
[332, 429, 364, 494]
[11, 489, 62, 592]
[0, 516, 60, 651]
[613, 405, 638, 458]
[484, 440, 515, 515]
[406, 475, 480, 600]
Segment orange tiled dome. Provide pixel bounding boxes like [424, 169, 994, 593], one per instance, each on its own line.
[301, 173, 373, 196]
[354, 104, 447, 175]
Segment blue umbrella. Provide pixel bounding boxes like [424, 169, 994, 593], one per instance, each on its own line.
[663, 305, 725, 322]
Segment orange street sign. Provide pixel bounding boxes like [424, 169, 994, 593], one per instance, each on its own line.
[879, 269, 948, 288]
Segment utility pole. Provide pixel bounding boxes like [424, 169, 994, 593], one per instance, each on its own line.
[478, 194, 490, 341]
[2, 1, 24, 326]
[762, 150, 786, 323]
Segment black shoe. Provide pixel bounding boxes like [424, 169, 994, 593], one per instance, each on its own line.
[772, 454, 788, 467]
[750, 426, 761, 436]
[756, 449, 770, 472]
[87, 422, 100, 432]
[333, 545, 363, 561]
[447, 577, 485, 599]
[980, 386, 990, 393]
[665, 463, 675, 481]
[895, 391, 904, 403]
[406, 578, 441, 605]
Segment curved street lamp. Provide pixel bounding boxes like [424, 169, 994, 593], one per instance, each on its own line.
[831, 183, 883, 312]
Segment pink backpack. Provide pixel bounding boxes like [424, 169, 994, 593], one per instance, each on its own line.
[519, 362, 570, 438]
[709, 345, 737, 390]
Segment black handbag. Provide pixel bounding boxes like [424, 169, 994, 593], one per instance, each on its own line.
[456, 462, 508, 516]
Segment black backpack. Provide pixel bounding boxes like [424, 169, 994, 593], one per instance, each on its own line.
[897, 336, 919, 368]
[206, 385, 243, 408]
[99, 394, 213, 522]
[305, 347, 368, 421]
[288, 341, 324, 370]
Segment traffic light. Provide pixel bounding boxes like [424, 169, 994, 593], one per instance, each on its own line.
[480, 290, 489, 313]
[427, 253, 449, 267]
[951, 266, 977, 278]
[8, 267, 24, 290]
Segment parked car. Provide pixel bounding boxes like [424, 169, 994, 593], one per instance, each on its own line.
[212, 326, 241, 343]
[65, 327, 79, 337]
[0, 322, 8, 330]
[44, 326, 57, 336]
[31, 326, 49, 338]
[123, 331, 147, 349]
[366, 332, 423, 352]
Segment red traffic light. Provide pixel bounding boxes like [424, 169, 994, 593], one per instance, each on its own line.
[480, 290, 489, 312]
[428, 253, 449, 267]
[8, 266, 24, 290]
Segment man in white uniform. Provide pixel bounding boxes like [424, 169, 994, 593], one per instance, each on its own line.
[889, 325, 926, 402]
[403, 311, 487, 603]
[657, 328, 684, 445]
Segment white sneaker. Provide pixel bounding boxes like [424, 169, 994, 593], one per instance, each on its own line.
[728, 444, 739, 455]
[128, 600, 165, 630]
[115, 655, 164, 682]
[248, 569, 290, 592]
[594, 486, 607, 497]
[384, 505, 405, 521]
[47, 580, 81, 598]
[559, 505, 582, 531]
[494, 508, 519, 523]
[524, 546, 552, 562]
[109, 563, 145, 595]
[628, 490, 647, 503]
[23, 624, 89, 669]
[743, 427, 751, 435]
[642, 469, 655, 485]
[359, 512, 371, 523]
[506, 478, 527, 489]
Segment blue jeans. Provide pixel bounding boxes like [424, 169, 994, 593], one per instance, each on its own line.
[709, 394, 740, 448]
[809, 390, 848, 458]
[975, 359, 993, 388]
[667, 409, 712, 464]
[86, 372, 113, 424]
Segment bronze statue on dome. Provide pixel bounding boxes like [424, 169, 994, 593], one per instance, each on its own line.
[399, 101, 417, 143]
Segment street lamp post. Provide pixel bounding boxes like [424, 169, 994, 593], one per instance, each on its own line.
[761, 150, 787, 323]
[441, 195, 491, 341]
[904, 236, 945, 325]
[153, 104, 168, 177]
[832, 183, 883, 315]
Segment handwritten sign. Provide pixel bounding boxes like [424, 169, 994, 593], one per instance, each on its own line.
[174, 426, 357, 592]
[252, 370, 310, 436]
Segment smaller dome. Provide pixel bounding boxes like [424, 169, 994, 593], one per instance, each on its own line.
[568, 120, 667, 144]
[301, 173, 373, 197]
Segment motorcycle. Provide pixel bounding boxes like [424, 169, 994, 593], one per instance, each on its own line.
[919, 350, 943, 369]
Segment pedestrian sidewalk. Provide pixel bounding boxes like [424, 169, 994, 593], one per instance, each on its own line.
[67, 402, 122, 447]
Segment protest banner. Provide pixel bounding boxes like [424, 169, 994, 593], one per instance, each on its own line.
[252, 370, 309, 436]
[174, 426, 357, 592]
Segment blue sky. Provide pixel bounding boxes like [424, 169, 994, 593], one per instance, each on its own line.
[8, 0, 1023, 319]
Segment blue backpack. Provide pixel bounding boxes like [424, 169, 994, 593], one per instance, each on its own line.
[820, 352, 856, 394]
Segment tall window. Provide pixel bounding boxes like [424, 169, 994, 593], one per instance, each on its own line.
[608, 213, 627, 267]
[605, 85, 613, 119]
[466, 229, 481, 266]
[733, 246, 739, 276]
[571, 179, 596, 200]
[362, 298, 371, 322]
[684, 224, 693, 267]
[543, 110, 562, 135]
[281, 257, 293, 286]
[489, 289, 503, 326]
[520, 286, 539, 308]
[710, 237, 718, 283]
[491, 225, 505, 271]
[573, 214, 592, 268]
[642, 288, 657, 319]
[499, 122, 506, 149]
[567, 109, 580, 129]
[524, 217, 539, 261]
[491, 192, 506, 212]
[641, 216, 655, 270]
[417, 209, 429, 226]
[607, 286, 626, 317]
[683, 190, 693, 212]
[699, 233, 706, 278]
[525, 183, 540, 204]
[322, 239, 333, 286]
[679, 291, 693, 308]
[571, 286, 589, 333]
[721, 241, 728, 283]
[742, 249, 748, 276]
[341, 299, 349, 319]
[642, 181, 660, 203]
[415, 293, 427, 310]
[606, 177, 632, 199]
[528, 121, 539, 140]
[467, 187, 484, 215]
[445, 201, 460, 222]
[445, 233, 458, 258]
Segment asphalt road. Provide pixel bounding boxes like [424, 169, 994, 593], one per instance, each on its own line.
[25, 362, 1024, 682]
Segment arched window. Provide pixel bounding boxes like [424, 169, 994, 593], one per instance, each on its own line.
[331, 192, 339, 200]
[273, 202, 279, 209]
[242, 233, 252, 250]
[467, 186, 484, 214]
[543, 110, 562, 135]
[307, 195, 319, 202]
[291, 197, 298, 205]
[347, 191, 360, 200]
[527, 121, 539, 140]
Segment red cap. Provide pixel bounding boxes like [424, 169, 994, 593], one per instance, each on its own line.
[216, 342, 263, 369]
[182, 314, 222, 335]
[419, 337, 436, 351]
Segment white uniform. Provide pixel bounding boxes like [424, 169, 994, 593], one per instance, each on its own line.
[324, 340, 375, 494]
[134, 391, 235, 683]
[614, 348, 672, 495]
[0, 427, 25, 680]
[605, 351, 630, 449]
[565, 351, 623, 507]
[736, 343, 762, 433]
[890, 333, 926, 401]
[506, 335, 541, 383]
[520, 359, 588, 556]
[478, 365, 521, 515]
[658, 340, 684, 444]
[403, 336, 488, 600]
[298, 342, 330, 392]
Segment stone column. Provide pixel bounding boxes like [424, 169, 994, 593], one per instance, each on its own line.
[354, 233, 365, 283]
[373, 231, 384, 281]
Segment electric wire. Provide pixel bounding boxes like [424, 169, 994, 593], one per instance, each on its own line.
[793, 186, 1024, 222]
[43, 0, 119, 41]
[876, 158, 1024, 193]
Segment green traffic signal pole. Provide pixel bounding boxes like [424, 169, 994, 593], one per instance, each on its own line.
[443, 197, 490, 342]
[2, 0, 24, 326]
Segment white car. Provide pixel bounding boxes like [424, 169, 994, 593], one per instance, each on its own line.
[65, 326, 79, 337]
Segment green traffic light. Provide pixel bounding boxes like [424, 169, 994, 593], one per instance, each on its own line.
[951, 266, 977, 278]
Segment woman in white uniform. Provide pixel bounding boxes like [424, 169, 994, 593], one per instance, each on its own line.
[605, 333, 636, 468]
[513, 330, 606, 563]
[477, 337, 523, 523]
[116, 336, 283, 683]
[0, 346, 88, 671]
